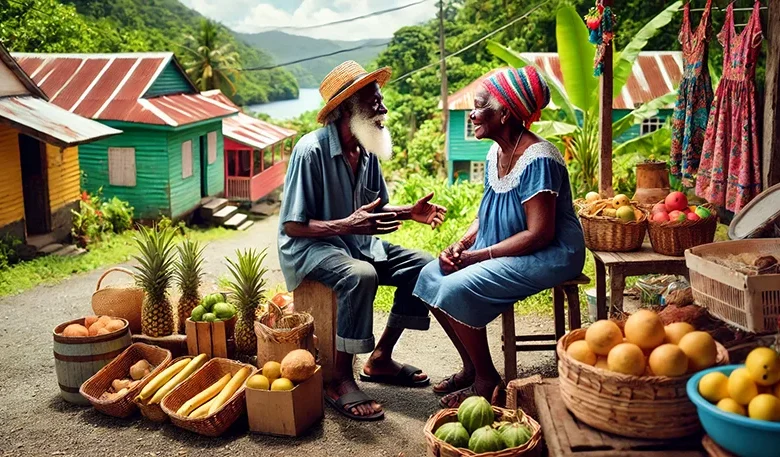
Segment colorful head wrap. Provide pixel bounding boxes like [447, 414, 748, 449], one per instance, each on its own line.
[482, 66, 550, 128]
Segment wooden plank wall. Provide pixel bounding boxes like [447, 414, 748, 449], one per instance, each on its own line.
[46, 144, 80, 211]
[0, 125, 24, 228]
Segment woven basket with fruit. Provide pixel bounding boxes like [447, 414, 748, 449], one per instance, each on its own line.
[578, 192, 649, 252]
[645, 192, 718, 256]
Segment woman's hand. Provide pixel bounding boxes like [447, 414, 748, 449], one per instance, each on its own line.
[439, 241, 465, 275]
[454, 249, 486, 270]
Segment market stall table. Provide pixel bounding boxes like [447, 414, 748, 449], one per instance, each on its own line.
[592, 243, 690, 316]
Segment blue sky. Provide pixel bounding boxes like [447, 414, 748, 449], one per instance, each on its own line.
[179, 0, 437, 40]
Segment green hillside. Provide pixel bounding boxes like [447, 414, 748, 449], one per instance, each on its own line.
[235, 31, 387, 87]
[0, 0, 298, 105]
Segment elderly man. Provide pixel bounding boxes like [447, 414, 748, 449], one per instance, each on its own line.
[277, 61, 446, 421]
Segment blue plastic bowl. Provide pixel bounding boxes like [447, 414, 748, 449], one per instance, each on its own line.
[686, 365, 780, 457]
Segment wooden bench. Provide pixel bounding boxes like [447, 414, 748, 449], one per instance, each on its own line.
[501, 273, 592, 382]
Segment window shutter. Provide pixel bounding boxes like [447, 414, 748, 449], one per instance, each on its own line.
[182, 140, 193, 178]
[470, 161, 485, 184]
[208, 131, 217, 164]
[108, 147, 136, 187]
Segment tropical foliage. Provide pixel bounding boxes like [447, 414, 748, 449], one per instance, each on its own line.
[180, 19, 240, 96]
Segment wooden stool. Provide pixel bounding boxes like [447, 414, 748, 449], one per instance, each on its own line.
[293, 280, 338, 383]
[501, 273, 590, 382]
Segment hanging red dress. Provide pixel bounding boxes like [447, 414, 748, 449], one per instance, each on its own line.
[695, 1, 763, 213]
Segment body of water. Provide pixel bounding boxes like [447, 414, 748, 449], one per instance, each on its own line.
[248, 88, 323, 120]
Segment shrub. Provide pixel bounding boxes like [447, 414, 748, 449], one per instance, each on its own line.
[0, 234, 22, 270]
[101, 197, 134, 233]
[71, 190, 134, 247]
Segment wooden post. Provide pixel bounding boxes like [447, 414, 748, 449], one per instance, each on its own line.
[598, 0, 614, 198]
[763, 1, 780, 189]
[439, 0, 449, 134]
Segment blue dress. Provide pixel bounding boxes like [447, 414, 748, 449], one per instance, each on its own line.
[413, 141, 586, 328]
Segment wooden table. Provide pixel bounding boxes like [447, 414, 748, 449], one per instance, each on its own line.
[591, 243, 690, 316]
[534, 380, 707, 457]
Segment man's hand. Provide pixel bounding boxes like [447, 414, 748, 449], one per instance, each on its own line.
[347, 198, 401, 235]
[438, 241, 466, 275]
[411, 192, 447, 229]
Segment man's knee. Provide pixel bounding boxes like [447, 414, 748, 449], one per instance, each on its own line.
[344, 260, 379, 291]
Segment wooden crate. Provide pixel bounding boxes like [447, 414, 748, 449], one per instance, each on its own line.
[534, 380, 707, 457]
[185, 317, 236, 358]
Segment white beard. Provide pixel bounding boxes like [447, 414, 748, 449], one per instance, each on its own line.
[349, 111, 393, 161]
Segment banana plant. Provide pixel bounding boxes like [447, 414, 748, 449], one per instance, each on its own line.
[486, 1, 683, 196]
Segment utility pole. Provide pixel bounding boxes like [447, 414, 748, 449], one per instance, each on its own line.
[439, 0, 448, 134]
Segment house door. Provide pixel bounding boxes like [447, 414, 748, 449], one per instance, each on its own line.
[199, 135, 208, 197]
[18, 134, 51, 235]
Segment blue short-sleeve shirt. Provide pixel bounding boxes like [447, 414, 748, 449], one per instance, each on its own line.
[277, 122, 390, 290]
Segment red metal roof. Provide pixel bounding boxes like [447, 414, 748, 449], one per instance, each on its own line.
[445, 52, 683, 111]
[200, 90, 296, 150]
[11, 53, 237, 127]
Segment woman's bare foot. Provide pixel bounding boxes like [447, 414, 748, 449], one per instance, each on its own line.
[326, 379, 382, 417]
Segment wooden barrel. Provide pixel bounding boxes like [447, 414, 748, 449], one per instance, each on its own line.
[53, 318, 132, 405]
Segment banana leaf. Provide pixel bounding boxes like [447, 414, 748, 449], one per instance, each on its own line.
[555, 5, 597, 112]
[531, 120, 578, 138]
[612, 123, 671, 157]
[613, 1, 683, 98]
[611, 91, 678, 139]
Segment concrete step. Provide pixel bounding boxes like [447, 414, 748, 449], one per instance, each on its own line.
[212, 205, 238, 225]
[38, 243, 64, 255]
[26, 233, 57, 250]
[236, 220, 254, 231]
[223, 213, 248, 229]
[52, 245, 82, 257]
[200, 197, 229, 219]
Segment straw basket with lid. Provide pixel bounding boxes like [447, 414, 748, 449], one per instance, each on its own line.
[92, 267, 144, 334]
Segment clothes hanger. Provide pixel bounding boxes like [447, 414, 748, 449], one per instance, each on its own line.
[688, 1, 766, 28]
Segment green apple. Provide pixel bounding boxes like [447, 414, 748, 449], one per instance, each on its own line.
[695, 206, 711, 219]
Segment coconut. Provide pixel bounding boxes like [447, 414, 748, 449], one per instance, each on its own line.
[280, 349, 316, 383]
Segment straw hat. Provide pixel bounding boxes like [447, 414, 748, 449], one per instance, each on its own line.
[316, 60, 391, 124]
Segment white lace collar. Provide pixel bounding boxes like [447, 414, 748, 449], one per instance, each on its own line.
[487, 141, 565, 193]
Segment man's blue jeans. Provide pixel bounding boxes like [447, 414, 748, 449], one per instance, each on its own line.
[306, 240, 433, 354]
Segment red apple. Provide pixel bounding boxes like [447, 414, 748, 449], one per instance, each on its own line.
[668, 210, 686, 222]
[687, 212, 701, 221]
[665, 191, 689, 212]
[652, 211, 670, 222]
[683, 208, 691, 214]
[652, 203, 668, 214]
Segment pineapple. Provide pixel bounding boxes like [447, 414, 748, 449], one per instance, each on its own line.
[173, 238, 205, 333]
[225, 248, 268, 356]
[133, 224, 178, 337]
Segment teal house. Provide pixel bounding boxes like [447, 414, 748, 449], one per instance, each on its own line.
[444, 52, 683, 183]
[13, 52, 238, 219]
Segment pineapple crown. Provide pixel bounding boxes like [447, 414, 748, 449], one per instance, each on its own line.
[132, 224, 178, 300]
[225, 247, 268, 315]
[173, 238, 205, 294]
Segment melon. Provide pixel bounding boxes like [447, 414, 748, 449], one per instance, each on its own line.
[607, 343, 646, 376]
[468, 425, 505, 453]
[664, 322, 695, 344]
[567, 340, 597, 365]
[499, 422, 533, 448]
[678, 331, 717, 372]
[457, 396, 495, 434]
[624, 310, 665, 350]
[585, 320, 623, 356]
[280, 349, 316, 383]
[434, 422, 470, 448]
[648, 344, 688, 377]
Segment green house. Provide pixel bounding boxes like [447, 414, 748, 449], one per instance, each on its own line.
[13, 52, 238, 219]
[444, 52, 682, 184]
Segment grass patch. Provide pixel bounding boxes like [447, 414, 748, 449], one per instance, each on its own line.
[0, 227, 236, 298]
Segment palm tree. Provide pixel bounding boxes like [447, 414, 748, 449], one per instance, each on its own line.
[488, 2, 683, 197]
[180, 19, 240, 96]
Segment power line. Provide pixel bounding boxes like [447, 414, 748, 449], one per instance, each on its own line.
[252, 0, 434, 33]
[238, 41, 390, 72]
[388, 1, 549, 85]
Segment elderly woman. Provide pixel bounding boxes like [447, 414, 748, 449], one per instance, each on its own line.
[413, 66, 586, 407]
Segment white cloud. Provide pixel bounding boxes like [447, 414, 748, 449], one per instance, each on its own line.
[181, 0, 437, 40]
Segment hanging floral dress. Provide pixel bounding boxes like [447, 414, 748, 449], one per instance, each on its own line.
[670, 0, 714, 188]
[695, 1, 764, 213]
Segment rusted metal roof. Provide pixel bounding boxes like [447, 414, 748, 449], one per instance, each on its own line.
[11, 53, 237, 127]
[200, 90, 296, 150]
[445, 51, 683, 111]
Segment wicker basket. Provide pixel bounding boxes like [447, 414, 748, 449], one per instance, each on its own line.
[135, 356, 201, 423]
[685, 239, 780, 333]
[161, 358, 257, 437]
[91, 267, 144, 334]
[255, 303, 315, 368]
[646, 203, 718, 256]
[578, 200, 648, 252]
[80, 343, 172, 418]
[424, 406, 542, 457]
[557, 328, 729, 439]
[505, 375, 543, 420]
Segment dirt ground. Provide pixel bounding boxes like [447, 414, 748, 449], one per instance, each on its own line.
[0, 216, 557, 457]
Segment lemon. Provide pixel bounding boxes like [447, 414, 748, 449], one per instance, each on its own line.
[607, 343, 646, 376]
[271, 377, 294, 391]
[262, 361, 282, 381]
[745, 347, 780, 386]
[678, 331, 717, 372]
[698, 372, 730, 403]
[648, 344, 688, 377]
[246, 374, 270, 390]
[748, 394, 780, 421]
[729, 369, 759, 406]
[717, 398, 746, 416]
[567, 340, 597, 366]
[624, 310, 665, 351]
[664, 322, 695, 344]
[585, 320, 623, 356]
